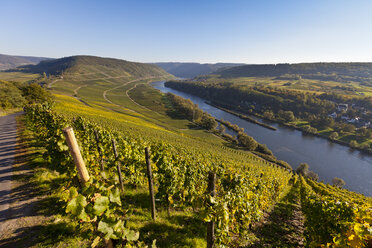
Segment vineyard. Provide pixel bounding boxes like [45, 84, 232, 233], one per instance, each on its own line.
[299, 177, 371, 247]
[24, 104, 371, 247]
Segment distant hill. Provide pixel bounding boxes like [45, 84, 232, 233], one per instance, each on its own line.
[217, 63, 372, 80]
[18, 55, 171, 78]
[0, 53, 51, 71]
[154, 62, 245, 78]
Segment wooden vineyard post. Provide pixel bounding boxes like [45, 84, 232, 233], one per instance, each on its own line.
[111, 139, 124, 192]
[207, 171, 216, 248]
[63, 127, 90, 183]
[145, 147, 156, 221]
[94, 130, 104, 171]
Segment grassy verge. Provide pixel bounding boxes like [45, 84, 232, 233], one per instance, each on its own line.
[7, 116, 90, 247]
[0, 108, 23, 116]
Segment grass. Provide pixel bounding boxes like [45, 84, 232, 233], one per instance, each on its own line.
[122, 187, 206, 247]
[0, 107, 23, 116]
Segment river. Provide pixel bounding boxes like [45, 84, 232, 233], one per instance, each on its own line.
[151, 81, 372, 196]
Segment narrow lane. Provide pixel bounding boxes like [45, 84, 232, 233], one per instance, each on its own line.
[0, 112, 22, 235]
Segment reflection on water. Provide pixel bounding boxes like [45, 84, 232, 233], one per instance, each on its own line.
[151, 81, 372, 196]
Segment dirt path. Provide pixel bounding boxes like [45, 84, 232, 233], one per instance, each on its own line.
[73, 85, 91, 107]
[47, 78, 60, 88]
[0, 113, 20, 232]
[247, 183, 305, 247]
[0, 113, 50, 247]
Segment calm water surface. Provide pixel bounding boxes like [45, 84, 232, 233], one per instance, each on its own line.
[152, 81, 372, 196]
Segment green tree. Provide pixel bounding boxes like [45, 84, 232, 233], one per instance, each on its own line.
[237, 132, 258, 150]
[0, 80, 26, 109]
[307, 171, 319, 181]
[21, 83, 53, 104]
[218, 124, 226, 134]
[255, 143, 273, 156]
[296, 163, 309, 176]
[332, 177, 346, 187]
[349, 140, 358, 148]
[199, 114, 217, 130]
[303, 125, 317, 134]
[280, 110, 295, 122]
[329, 132, 339, 140]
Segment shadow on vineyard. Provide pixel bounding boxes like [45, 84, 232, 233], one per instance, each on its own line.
[122, 188, 206, 247]
[140, 214, 206, 247]
[248, 183, 304, 248]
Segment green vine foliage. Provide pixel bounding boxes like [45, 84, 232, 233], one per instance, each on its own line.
[299, 177, 372, 248]
[25, 104, 293, 246]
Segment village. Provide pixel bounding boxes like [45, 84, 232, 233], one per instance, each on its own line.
[328, 103, 371, 129]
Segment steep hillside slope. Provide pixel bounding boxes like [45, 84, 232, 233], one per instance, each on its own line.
[0, 53, 50, 71]
[154, 62, 244, 78]
[19, 55, 171, 79]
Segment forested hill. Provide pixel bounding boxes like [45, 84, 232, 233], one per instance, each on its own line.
[17, 55, 171, 78]
[154, 62, 244, 78]
[0, 53, 51, 71]
[218, 63, 372, 80]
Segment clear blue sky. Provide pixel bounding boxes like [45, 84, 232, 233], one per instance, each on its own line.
[1, 0, 372, 63]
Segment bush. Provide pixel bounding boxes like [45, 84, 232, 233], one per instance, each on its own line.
[21, 83, 53, 104]
[332, 177, 346, 187]
[303, 125, 317, 134]
[329, 132, 339, 140]
[222, 133, 238, 144]
[237, 132, 258, 150]
[296, 163, 309, 176]
[0, 80, 26, 109]
[255, 143, 273, 156]
[307, 171, 319, 181]
[349, 140, 358, 148]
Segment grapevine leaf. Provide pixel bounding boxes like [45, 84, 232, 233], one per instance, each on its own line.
[97, 220, 114, 240]
[65, 198, 77, 214]
[93, 196, 109, 215]
[109, 188, 121, 206]
[66, 195, 87, 215]
[69, 187, 78, 199]
[124, 228, 139, 241]
[76, 195, 88, 207]
[78, 208, 90, 222]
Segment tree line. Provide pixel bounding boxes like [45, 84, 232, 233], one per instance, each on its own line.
[165, 80, 372, 152]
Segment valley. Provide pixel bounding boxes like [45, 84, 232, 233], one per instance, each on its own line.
[153, 81, 372, 196]
[0, 56, 371, 247]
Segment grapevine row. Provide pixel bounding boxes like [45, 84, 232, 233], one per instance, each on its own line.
[25, 104, 292, 246]
[299, 176, 371, 247]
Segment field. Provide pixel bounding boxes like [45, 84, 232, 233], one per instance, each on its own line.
[0, 71, 40, 82]
[201, 74, 372, 97]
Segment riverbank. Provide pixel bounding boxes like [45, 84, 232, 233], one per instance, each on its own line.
[206, 100, 372, 156]
[153, 81, 372, 196]
[207, 101, 277, 131]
